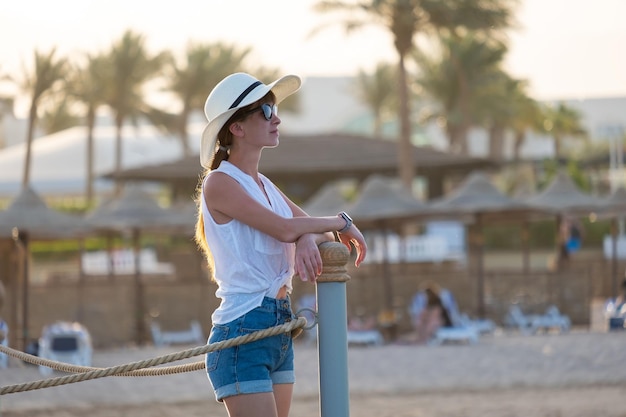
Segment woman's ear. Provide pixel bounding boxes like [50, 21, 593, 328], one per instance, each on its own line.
[229, 122, 244, 138]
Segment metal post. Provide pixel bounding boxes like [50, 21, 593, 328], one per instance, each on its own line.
[316, 241, 351, 417]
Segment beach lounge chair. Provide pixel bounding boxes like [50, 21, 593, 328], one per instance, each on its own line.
[459, 313, 496, 334]
[346, 310, 385, 346]
[505, 305, 570, 335]
[410, 288, 481, 345]
[604, 298, 626, 330]
[150, 320, 205, 347]
[431, 326, 479, 345]
[534, 305, 571, 333]
[38, 321, 93, 376]
[347, 329, 384, 346]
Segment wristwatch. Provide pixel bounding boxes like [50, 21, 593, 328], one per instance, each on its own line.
[337, 211, 353, 233]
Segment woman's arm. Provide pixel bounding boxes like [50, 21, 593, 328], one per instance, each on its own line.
[204, 172, 367, 266]
[204, 172, 347, 240]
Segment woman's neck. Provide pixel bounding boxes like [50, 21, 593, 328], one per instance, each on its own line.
[226, 151, 261, 181]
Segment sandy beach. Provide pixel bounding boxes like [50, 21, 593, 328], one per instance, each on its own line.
[1, 329, 626, 417]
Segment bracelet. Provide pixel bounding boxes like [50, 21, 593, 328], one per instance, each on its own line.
[337, 211, 353, 233]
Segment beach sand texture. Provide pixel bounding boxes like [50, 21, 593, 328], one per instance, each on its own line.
[1, 329, 626, 417]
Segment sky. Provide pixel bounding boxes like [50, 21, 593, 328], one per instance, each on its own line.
[1, 0, 625, 116]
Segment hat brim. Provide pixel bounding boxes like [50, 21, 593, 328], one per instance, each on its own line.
[200, 74, 301, 169]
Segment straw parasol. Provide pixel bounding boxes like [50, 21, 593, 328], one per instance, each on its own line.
[86, 187, 188, 232]
[523, 170, 603, 266]
[429, 171, 546, 220]
[0, 186, 88, 239]
[524, 170, 602, 215]
[344, 175, 436, 335]
[429, 171, 550, 317]
[168, 196, 199, 231]
[599, 186, 626, 217]
[0, 186, 88, 350]
[348, 175, 435, 229]
[85, 185, 191, 345]
[301, 180, 352, 217]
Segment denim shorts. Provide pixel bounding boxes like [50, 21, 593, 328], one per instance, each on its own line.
[205, 297, 296, 402]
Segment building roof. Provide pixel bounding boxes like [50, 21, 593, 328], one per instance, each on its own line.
[103, 133, 497, 201]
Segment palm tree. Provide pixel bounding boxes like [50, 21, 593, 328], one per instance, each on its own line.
[13, 48, 67, 187]
[414, 33, 508, 154]
[354, 62, 397, 137]
[509, 89, 543, 162]
[65, 52, 109, 205]
[103, 30, 168, 194]
[161, 42, 251, 157]
[542, 102, 588, 162]
[39, 96, 80, 135]
[314, 0, 516, 188]
[470, 70, 530, 161]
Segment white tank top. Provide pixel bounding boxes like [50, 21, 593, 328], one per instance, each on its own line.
[201, 161, 295, 324]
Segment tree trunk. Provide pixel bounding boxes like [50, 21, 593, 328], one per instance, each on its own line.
[85, 107, 96, 206]
[21, 103, 38, 188]
[447, 123, 465, 154]
[553, 134, 562, 163]
[488, 124, 505, 162]
[451, 50, 471, 156]
[179, 107, 192, 158]
[114, 114, 123, 196]
[513, 130, 525, 161]
[396, 54, 414, 190]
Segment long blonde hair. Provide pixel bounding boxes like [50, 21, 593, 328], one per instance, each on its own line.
[193, 92, 276, 278]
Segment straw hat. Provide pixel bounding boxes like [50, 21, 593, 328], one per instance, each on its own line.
[200, 72, 301, 168]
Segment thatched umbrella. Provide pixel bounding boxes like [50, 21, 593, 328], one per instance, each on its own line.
[301, 180, 352, 217]
[0, 186, 88, 238]
[429, 171, 549, 317]
[524, 170, 603, 267]
[345, 175, 437, 337]
[524, 171, 603, 214]
[85, 185, 189, 345]
[168, 197, 198, 231]
[348, 175, 436, 228]
[0, 186, 88, 350]
[599, 186, 626, 297]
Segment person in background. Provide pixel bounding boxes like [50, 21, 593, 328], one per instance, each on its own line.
[566, 217, 583, 254]
[614, 278, 626, 311]
[557, 216, 584, 265]
[409, 282, 457, 344]
[194, 72, 367, 417]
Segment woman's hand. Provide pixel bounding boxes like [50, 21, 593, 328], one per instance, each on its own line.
[338, 225, 367, 267]
[294, 233, 323, 282]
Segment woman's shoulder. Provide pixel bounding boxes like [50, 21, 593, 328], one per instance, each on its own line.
[204, 169, 239, 196]
[206, 163, 241, 182]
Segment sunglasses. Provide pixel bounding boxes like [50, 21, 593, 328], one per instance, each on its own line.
[241, 103, 278, 121]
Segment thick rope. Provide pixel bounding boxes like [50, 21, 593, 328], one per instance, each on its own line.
[0, 317, 306, 395]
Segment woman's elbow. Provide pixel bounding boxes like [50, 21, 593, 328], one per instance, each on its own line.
[274, 224, 300, 243]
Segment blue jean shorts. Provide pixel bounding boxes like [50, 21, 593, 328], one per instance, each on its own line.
[205, 297, 296, 402]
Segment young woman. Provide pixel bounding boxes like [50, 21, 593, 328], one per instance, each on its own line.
[194, 72, 367, 417]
